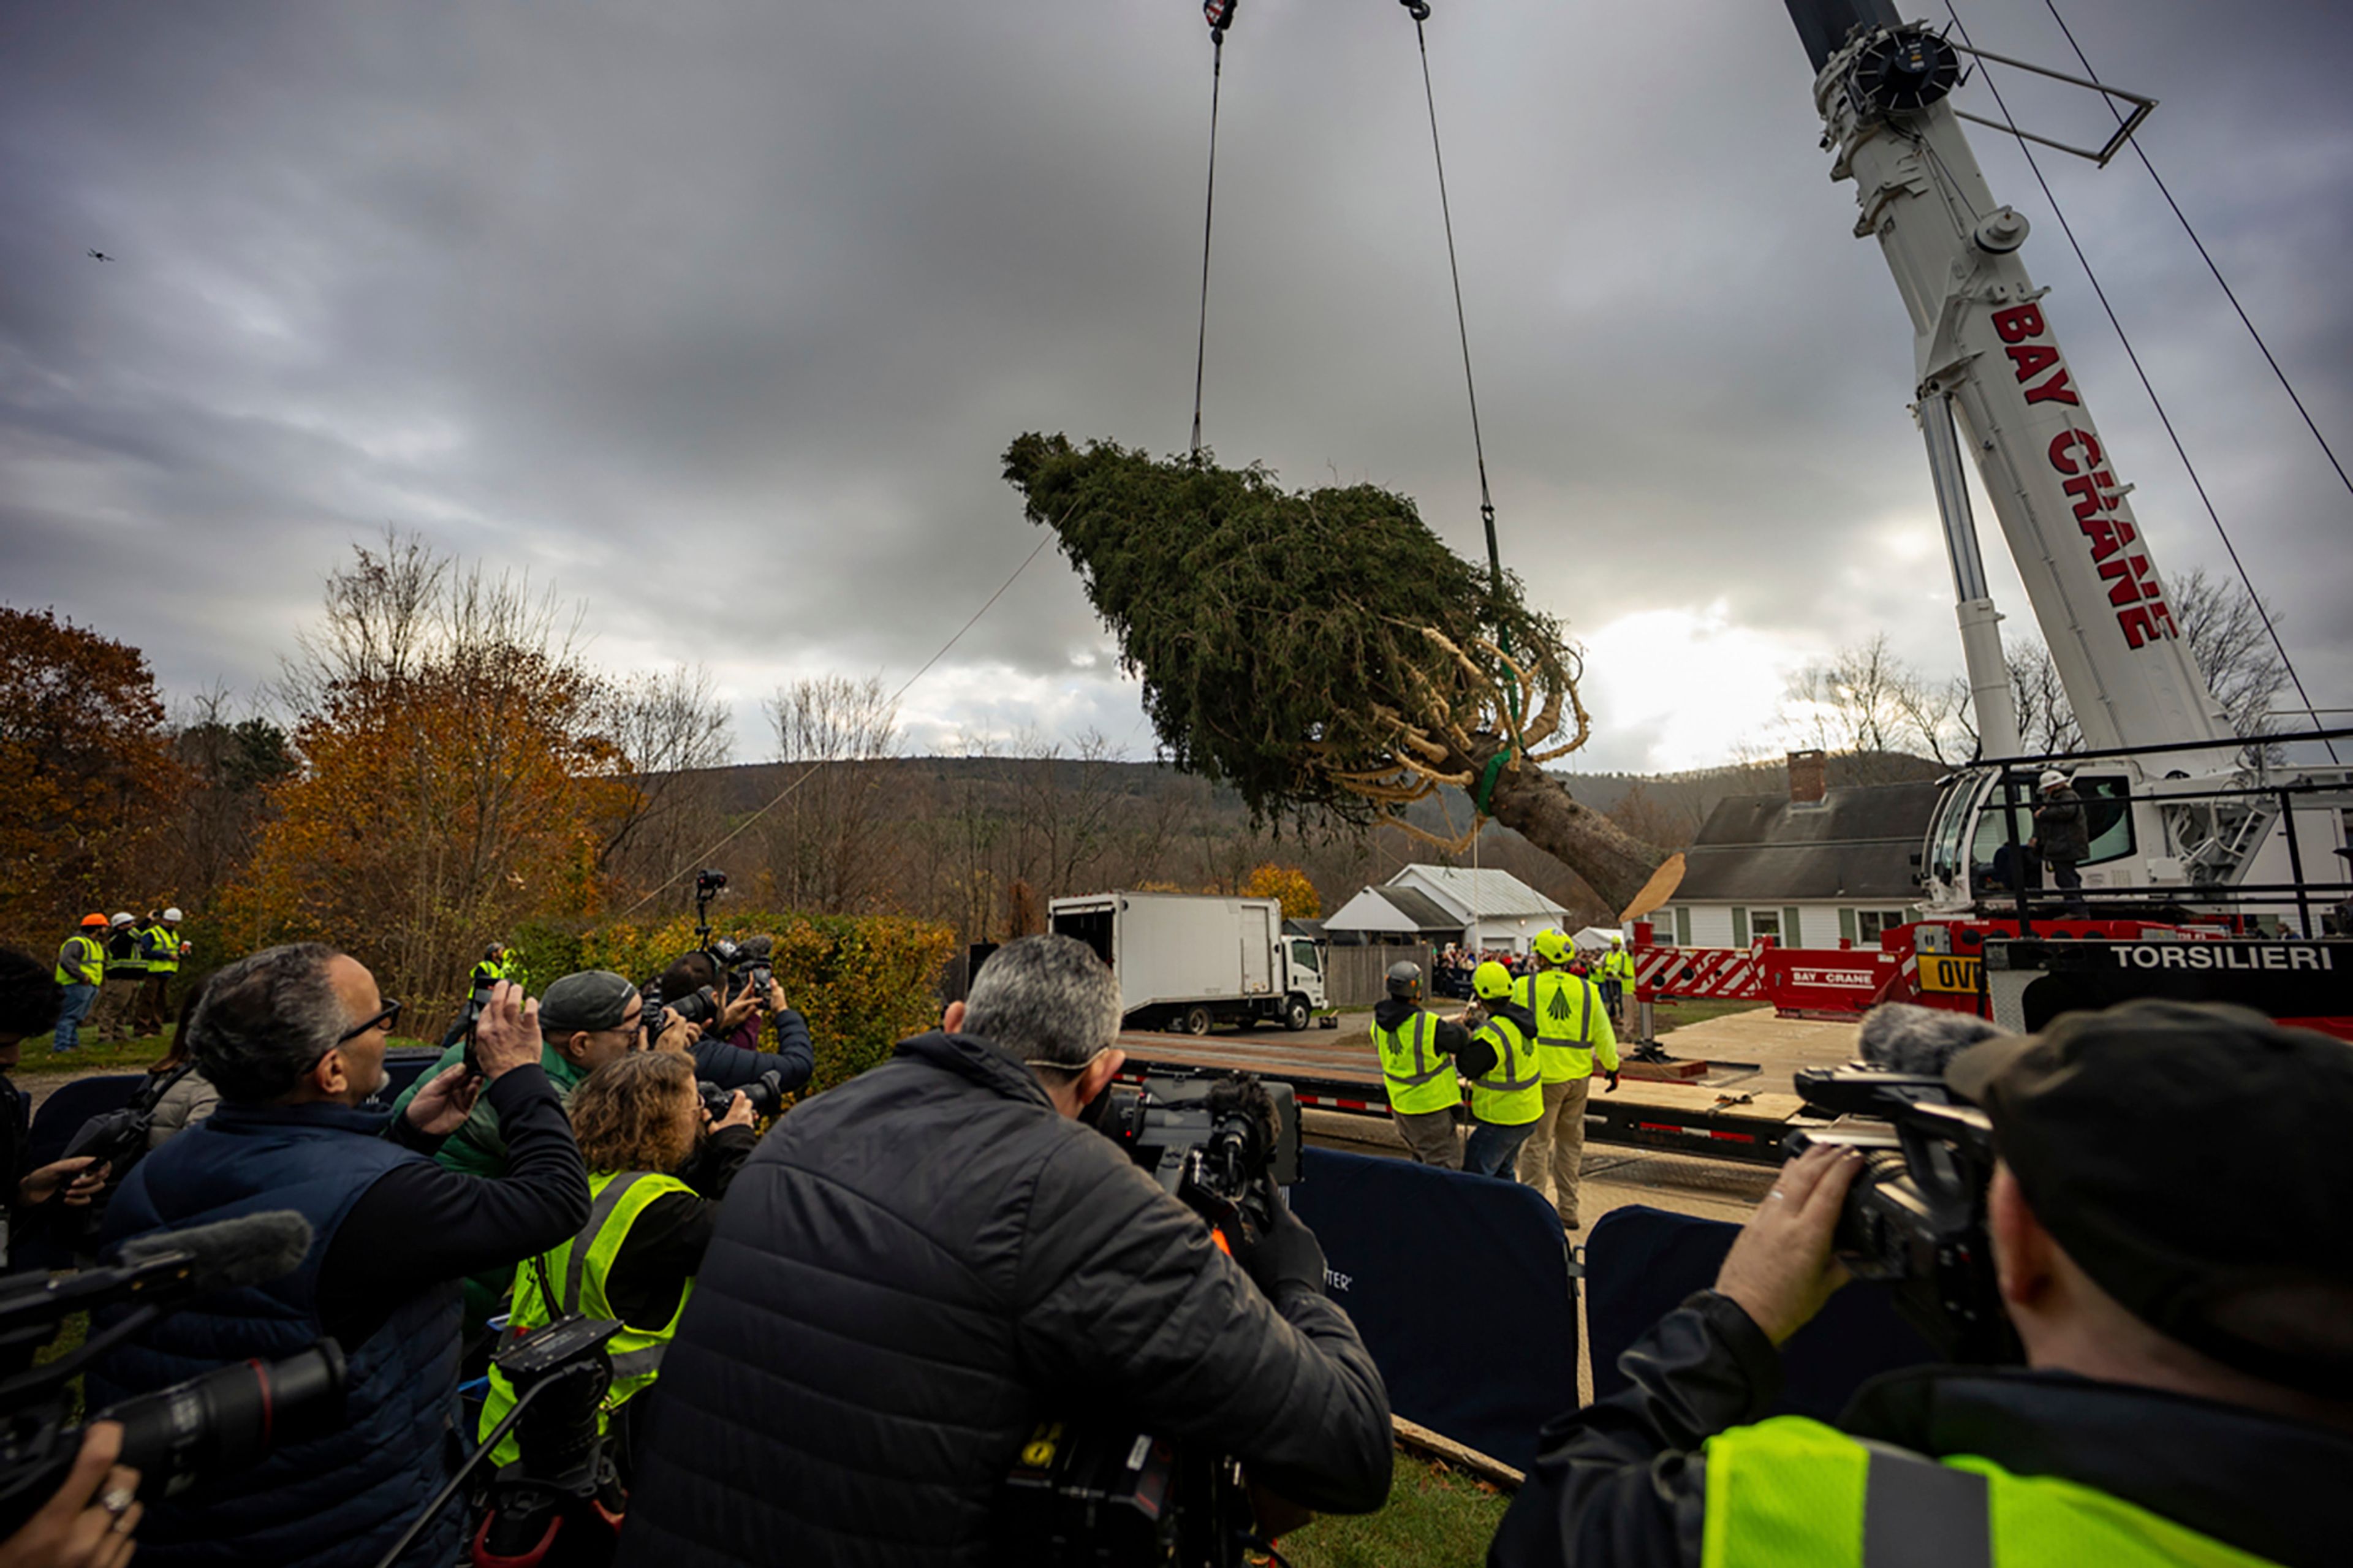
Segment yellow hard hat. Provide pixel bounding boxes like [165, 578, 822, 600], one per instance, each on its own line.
[1472, 960, 1515, 1001]
[1533, 928, 1571, 964]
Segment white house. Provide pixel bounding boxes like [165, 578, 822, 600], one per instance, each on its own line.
[1639, 767, 1938, 953]
[1327, 865, 1569, 954]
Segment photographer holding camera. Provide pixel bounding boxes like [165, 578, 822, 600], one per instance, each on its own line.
[477, 1050, 756, 1481]
[86, 943, 591, 1567]
[1490, 999, 2353, 1568]
[650, 947, 815, 1096]
[617, 933, 1391, 1567]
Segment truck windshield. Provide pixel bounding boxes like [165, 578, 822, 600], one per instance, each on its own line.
[1290, 941, 1320, 974]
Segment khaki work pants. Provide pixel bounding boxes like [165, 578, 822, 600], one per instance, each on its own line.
[1390, 1105, 1463, 1171]
[89, 975, 143, 1040]
[1515, 1076, 1591, 1227]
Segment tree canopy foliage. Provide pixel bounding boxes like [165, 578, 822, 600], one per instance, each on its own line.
[1003, 434, 1666, 910]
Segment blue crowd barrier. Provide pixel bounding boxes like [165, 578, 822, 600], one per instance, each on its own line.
[1289, 1147, 1577, 1472]
[1584, 1205, 1936, 1423]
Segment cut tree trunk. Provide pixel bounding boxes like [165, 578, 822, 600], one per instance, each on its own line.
[1480, 762, 1667, 915]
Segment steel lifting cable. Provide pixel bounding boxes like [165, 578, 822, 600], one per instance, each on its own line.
[1401, 0, 1520, 815]
[1189, 7, 1234, 460]
[2040, 0, 2353, 508]
[1944, 2, 2340, 764]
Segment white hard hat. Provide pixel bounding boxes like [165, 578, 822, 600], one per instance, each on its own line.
[110, 911, 135, 926]
[162, 907, 184, 922]
[2038, 770, 2071, 792]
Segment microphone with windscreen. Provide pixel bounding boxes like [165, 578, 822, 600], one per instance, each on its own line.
[1855, 1002, 2009, 1078]
[0, 1211, 347, 1536]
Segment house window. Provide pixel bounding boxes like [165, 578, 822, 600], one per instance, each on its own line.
[1850, 909, 1909, 944]
[1735, 907, 1800, 946]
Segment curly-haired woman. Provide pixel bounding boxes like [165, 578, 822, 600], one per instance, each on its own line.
[479, 1050, 757, 1479]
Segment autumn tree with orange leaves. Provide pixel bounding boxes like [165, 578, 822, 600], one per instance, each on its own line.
[222, 538, 637, 1009]
[1242, 862, 1322, 923]
[0, 606, 184, 948]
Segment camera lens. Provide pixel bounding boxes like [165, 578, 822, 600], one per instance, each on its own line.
[106, 1341, 347, 1494]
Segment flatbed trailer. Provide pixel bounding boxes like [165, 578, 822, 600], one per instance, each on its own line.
[1115, 1029, 1807, 1168]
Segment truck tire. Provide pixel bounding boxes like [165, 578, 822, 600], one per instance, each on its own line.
[1283, 995, 1311, 1031]
[1181, 1004, 1214, 1036]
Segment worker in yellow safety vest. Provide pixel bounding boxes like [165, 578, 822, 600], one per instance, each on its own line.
[51, 914, 108, 1053]
[481, 1051, 757, 1483]
[90, 912, 146, 1042]
[1600, 935, 1636, 1026]
[1513, 929, 1620, 1230]
[1460, 959, 1542, 1180]
[1489, 999, 2353, 1568]
[132, 907, 188, 1037]
[1370, 960, 1472, 1170]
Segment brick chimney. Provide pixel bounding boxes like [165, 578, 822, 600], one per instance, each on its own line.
[1788, 749, 1827, 806]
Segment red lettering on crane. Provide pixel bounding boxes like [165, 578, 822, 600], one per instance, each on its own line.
[2063, 472, 2119, 520]
[2078, 513, 2137, 562]
[2023, 369, 2082, 406]
[1991, 303, 2046, 343]
[2007, 344, 2061, 382]
[2048, 430, 2101, 474]
[2101, 554, 2159, 606]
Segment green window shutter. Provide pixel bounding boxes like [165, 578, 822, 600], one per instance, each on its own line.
[1675, 906, 1692, 946]
[1784, 907, 1803, 947]
[1838, 907, 1857, 944]
[1732, 907, 1749, 946]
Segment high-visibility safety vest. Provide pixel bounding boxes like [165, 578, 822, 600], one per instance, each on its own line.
[479, 1168, 695, 1466]
[1373, 1010, 1458, 1116]
[140, 925, 181, 974]
[1604, 949, 1635, 983]
[106, 931, 147, 977]
[1700, 1415, 2281, 1568]
[1467, 1012, 1543, 1126]
[55, 934, 104, 987]
[1514, 970, 1620, 1084]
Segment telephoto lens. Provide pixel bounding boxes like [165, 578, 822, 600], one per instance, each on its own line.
[109, 1341, 348, 1499]
[699, 1069, 787, 1121]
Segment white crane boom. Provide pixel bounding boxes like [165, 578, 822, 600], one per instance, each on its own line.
[1789, 1, 2234, 763]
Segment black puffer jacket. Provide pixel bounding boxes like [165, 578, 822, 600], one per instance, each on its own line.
[616, 1029, 1392, 1568]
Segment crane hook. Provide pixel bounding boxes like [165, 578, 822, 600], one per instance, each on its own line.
[1401, 0, 1431, 20]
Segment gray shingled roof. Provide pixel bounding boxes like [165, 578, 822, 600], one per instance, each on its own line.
[1325, 885, 1466, 934]
[1673, 781, 1941, 903]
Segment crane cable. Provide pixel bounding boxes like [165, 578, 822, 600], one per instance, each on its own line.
[1943, 1, 2339, 765]
[1189, 12, 1231, 460]
[1401, 0, 1521, 814]
[2041, 0, 2353, 509]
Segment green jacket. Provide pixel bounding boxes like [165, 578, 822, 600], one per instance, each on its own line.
[389, 1042, 591, 1178]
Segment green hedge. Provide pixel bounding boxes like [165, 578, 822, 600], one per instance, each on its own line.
[544, 907, 958, 1094]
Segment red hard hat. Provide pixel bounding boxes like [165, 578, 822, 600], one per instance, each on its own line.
[80, 912, 108, 928]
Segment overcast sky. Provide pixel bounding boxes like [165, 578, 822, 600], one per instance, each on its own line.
[4, 0, 2348, 775]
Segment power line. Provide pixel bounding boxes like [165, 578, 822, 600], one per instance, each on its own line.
[2039, 0, 2353, 505]
[1942, 2, 2338, 762]
[605, 528, 1059, 925]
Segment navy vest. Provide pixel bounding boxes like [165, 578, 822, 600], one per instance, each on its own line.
[88, 1101, 464, 1568]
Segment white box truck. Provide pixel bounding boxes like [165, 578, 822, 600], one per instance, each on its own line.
[1048, 891, 1329, 1034]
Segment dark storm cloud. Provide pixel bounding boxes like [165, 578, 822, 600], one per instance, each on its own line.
[2, 0, 2347, 768]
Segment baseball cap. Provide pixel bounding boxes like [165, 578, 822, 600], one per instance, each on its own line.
[1947, 999, 2353, 1393]
[537, 971, 640, 1034]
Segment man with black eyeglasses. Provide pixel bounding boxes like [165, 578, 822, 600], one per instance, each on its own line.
[87, 942, 591, 1568]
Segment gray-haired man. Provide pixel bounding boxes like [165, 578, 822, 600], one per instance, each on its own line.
[619, 933, 1392, 1567]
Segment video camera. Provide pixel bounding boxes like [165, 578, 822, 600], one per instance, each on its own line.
[0, 1213, 346, 1537]
[1784, 1064, 2017, 1363]
[993, 1072, 1303, 1568]
[1091, 1072, 1300, 1246]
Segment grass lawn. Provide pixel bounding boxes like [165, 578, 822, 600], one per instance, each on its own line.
[12, 1028, 440, 1077]
[1279, 1455, 1512, 1568]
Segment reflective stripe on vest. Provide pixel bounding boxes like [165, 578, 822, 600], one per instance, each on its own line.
[1700, 1415, 2283, 1568]
[479, 1167, 696, 1466]
[1469, 1014, 1542, 1126]
[1374, 1011, 1458, 1116]
[142, 926, 180, 974]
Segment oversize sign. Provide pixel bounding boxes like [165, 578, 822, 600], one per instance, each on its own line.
[1917, 955, 1982, 994]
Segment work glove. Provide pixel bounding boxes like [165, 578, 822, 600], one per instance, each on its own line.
[1605, 1070, 1621, 1094]
[1237, 1201, 1328, 1304]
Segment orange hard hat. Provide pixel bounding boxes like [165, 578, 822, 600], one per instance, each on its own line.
[80, 912, 108, 928]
